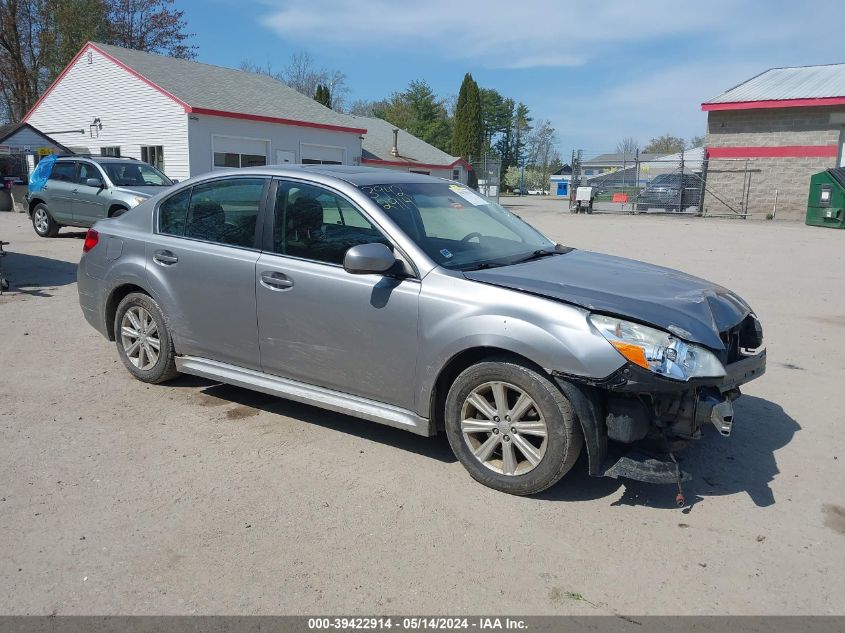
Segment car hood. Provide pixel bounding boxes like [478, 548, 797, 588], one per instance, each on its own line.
[113, 185, 170, 197]
[464, 250, 752, 350]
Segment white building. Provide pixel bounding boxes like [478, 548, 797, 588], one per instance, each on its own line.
[24, 42, 369, 181]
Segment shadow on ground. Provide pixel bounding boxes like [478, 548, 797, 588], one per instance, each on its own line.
[168, 374, 799, 510]
[1, 251, 78, 296]
[168, 375, 457, 464]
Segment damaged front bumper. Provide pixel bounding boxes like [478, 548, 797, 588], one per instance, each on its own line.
[553, 348, 766, 486]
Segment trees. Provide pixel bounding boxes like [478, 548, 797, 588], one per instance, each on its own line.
[0, 0, 195, 121]
[314, 83, 331, 108]
[241, 51, 349, 111]
[643, 134, 686, 155]
[375, 80, 452, 153]
[451, 73, 483, 160]
[688, 135, 705, 149]
[512, 102, 532, 167]
[616, 136, 640, 155]
[108, 0, 195, 59]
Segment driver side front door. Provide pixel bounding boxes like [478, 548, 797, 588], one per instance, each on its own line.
[255, 179, 421, 411]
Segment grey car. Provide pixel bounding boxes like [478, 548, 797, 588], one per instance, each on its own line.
[28, 156, 173, 238]
[77, 166, 766, 496]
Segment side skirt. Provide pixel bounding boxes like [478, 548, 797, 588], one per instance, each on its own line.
[175, 356, 434, 437]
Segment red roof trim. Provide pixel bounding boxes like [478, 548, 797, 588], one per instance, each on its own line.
[701, 96, 845, 111]
[362, 157, 471, 170]
[188, 107, 367, 134]
[706, 145, 838, 159]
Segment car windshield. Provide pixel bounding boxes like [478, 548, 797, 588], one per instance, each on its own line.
[102, 162, 172, 187]
[358, 182, 557, 270]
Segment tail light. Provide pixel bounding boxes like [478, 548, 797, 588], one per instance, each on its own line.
[82, 229, 99, 253]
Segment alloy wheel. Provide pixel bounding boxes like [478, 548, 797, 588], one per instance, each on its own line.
[33, 208, 49, 234]
[460, 381, 548, 476]
[120, 306, 160, 370]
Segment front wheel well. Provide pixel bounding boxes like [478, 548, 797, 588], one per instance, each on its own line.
[428, 347, 547, 433]
[105, 284, 148, 340]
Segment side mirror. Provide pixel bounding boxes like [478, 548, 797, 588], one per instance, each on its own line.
[86, 177, 103, 189]
[343, 243, 397, 275]
[170, 179, 179, 184]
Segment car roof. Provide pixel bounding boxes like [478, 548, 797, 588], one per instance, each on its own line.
[180, 165, 452, 189]
[56, 156, 140, 164]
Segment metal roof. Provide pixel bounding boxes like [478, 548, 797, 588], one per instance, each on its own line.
[92, 43, 366, 132]
[705, 63, 845, 104]
[352, 116, 461, 167]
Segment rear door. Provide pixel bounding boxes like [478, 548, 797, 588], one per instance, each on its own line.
[72, 162, 108, 224]
[44, 161, 78, 224]
[145, 177, 270, 370]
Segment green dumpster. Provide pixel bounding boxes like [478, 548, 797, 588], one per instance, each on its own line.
[806, 168, 845, 228]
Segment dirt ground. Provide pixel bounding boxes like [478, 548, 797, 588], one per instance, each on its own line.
[0, 201, 843, 615]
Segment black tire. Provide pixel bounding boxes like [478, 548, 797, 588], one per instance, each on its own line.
[114, 292, 179, 384]
[31, 203, 60, 237]
[445, 357, 583, 495]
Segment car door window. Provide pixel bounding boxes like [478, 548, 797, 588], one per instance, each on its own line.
[181, 178, 265, 248]
[273, 181, 390, 265]
[49, 162, 77, 183]
[77, 163, 99, 185]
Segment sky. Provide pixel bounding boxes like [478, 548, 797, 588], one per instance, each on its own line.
[181, 0, 845, 157]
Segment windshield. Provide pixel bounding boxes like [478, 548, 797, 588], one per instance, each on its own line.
[358, 182, 556, 270]
[102, 162, 172, 187]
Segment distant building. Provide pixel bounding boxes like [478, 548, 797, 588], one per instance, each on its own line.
[353, 115, 470, 183]
[702, 63, 845, 220]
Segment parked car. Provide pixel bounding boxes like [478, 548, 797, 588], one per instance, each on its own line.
[635, 173, 701, 212]
[78, 166, 765, 496]
[28, 156, 174, 237]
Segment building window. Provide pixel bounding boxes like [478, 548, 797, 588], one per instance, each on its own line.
[101, 146, 121, 157]
[214, 152, 267, 168]
[300, 158, 342, 165]
[452, 168, 460, 181]
[141, 145, 164, 171]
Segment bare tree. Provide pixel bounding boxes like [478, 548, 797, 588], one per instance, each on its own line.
[525, 119, 557, 193]
[616, 136, 640, 155]
[280, 51, 348, 111]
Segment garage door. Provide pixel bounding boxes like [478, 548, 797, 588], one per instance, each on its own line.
[301, 144, 345, 165]
[212, 136, 269, 169]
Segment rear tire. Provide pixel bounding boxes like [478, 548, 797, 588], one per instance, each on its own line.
[445, 357, 582, 495]
[114, 292, 179, 384]
[31, 203, 59, 237]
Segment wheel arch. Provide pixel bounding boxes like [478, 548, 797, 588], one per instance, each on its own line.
[108, 204, 128, 217]
[104, 283, 150, 341]
[427, 346, 548, 434]
[28, 197, 46, 215]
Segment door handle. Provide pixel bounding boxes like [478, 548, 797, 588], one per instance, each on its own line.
[72, 188, 79, 193]
[260, 271, 294, 290]
[153, 250, 178, 265]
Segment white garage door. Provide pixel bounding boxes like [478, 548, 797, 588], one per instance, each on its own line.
[212, 136, 269, 169]
[301, 143, 345, 165]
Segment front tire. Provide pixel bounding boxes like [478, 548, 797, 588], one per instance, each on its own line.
[114, 292, 179, 384]
[32, 203, 59, 237]
[445, 357, 583, 495]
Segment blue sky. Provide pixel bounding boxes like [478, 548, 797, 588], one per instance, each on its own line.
[181, 0, 845, 155]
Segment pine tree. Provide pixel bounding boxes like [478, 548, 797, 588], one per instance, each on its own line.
[451, 73, 483, 161]
[314, 84, 331, 108]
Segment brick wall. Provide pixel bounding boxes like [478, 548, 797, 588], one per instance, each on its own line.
[703, 106, 844, 220]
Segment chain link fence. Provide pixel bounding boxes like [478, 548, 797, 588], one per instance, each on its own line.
[471, 156, 502, 204]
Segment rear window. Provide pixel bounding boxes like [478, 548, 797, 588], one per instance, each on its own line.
[49, 162, 76, 182]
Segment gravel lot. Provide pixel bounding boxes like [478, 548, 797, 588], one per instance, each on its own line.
[0, 200, 843, 615]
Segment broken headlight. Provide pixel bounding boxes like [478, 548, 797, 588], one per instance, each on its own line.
[589, 314, 725, 380]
